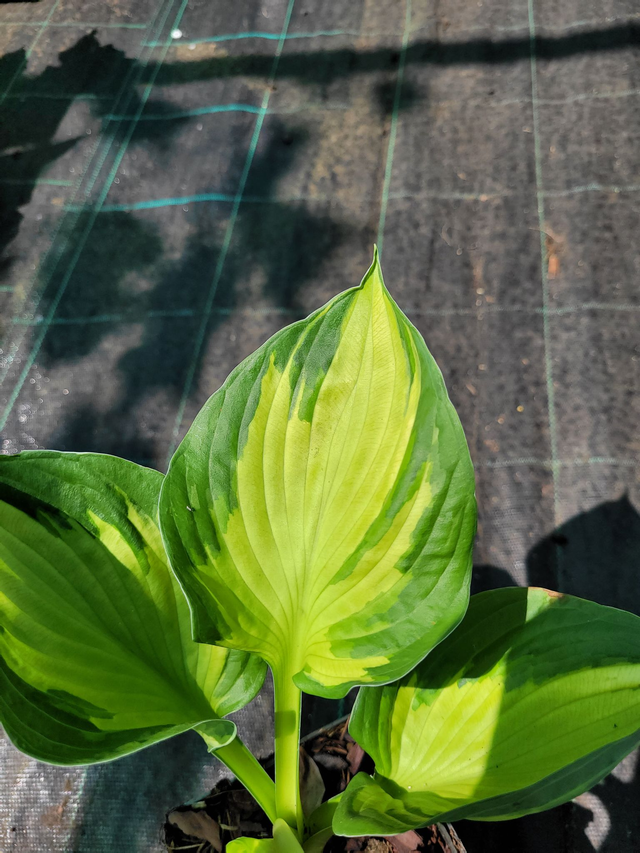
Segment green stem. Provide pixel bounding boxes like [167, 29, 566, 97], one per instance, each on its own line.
[197, 729, 277, 825]
[274, 667, 304, 838]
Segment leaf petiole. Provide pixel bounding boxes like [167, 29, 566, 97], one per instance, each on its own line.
[274, 668, 304, 838]
[197, 728, 278, 824]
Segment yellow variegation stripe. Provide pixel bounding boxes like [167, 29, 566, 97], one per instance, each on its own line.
[338, 588, 640, 833]
[161, 252, 476, 698]
[0, 451, 265, 764]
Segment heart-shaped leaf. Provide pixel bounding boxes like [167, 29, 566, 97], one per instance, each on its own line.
[0, 451, 266, 764]
[335, 587, 640, 835]
[159, 252, 476, 698]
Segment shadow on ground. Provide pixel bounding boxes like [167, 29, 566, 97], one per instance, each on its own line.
[464, 494, 640, 853]
[2, 20, 638, 462]
[2, 20, 639, 851]
[42, 113, 352, 462]
[0, 31, 192, 284]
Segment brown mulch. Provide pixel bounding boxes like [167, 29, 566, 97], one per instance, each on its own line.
[165, 720, 466, 853]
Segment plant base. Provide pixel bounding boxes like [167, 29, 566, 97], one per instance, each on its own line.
[165, 720, 467, 853]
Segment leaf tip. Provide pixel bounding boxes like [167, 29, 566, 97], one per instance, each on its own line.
[359, 245, 387, 296]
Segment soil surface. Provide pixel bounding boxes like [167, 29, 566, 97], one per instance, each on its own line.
[165, 721, 466, 853]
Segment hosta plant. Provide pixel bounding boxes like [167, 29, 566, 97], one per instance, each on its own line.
[0, 252, 639, 853]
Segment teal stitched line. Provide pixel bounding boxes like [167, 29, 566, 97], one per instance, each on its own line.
[0, 0, 179, 368]
[0, 286, 14, 293]
[12, 305, 297, 325]
[0, 19, 149, 28]
[388, 189, 511, 201]
[166, 0, 298, 462]
[65, 192, 321, 212]
[64, 181, 640, 215]
[551, 302, 640, 314]
[12, 309, 196, 325]
[528, 0, 562, 568]
[145, 27, 359, 46]
[49, 21, 149, 28]
[0, 0, 191, 430]
[377, 0, 412, 255]
[142, 11, 640, 46]
[12, 301, 637, 327]
[543, 183, 640, 197]
[8, 86, 639, 109]
[482, 457, 639, 469]
[538, 88, 640, 105]
[106, 100, 350, 122]
[387, 182, 640, 202]
[106, 102, 262, 121]
[66, 193, 236, 212]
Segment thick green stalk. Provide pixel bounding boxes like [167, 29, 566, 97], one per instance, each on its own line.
[273, 667, 304, 837]
[197, 729, 277, 824]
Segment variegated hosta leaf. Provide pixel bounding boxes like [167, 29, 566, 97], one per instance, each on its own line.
[335, 587, 640, 835]
[160, 252, 476, 698]
[0, 451, 266, 764]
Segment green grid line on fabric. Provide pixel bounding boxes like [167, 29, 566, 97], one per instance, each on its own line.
[0, 20, 149, 28]
[7, 85, 640, 111]
[102, 87, 640, 121]
[0, 0, 182, 369]
[527, 0, 562, 540]
[389, 184, 640, 200]
[483, 457, 640, 469]
[9, 302, 640, 329]
[165, 0, 299, 462]
[0, 0, 191, 430]
[377, 0, 412, 254]
[141, 12, 640, 46]
[57, 178, 640, 215]
[0, 0, 179, 839]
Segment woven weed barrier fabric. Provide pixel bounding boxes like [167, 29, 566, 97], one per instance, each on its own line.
[0, 0, 639, 850]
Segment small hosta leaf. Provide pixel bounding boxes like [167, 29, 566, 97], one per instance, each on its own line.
[335, 587, 640, 835]
[227, 820, 301, 853]
[227, 837, 274, 853]
[0, 451, 266, 764]
[160, 252, 476, 698]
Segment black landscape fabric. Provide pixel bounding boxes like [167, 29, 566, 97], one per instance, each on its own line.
[0, 0, 638, 850]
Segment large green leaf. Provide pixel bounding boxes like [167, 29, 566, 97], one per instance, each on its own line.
[0, 451, 266, 764]
[159, 252, 476, 698]
[335, 587, 640, 835]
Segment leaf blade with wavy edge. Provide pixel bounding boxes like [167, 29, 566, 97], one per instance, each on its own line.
[159, 251, 476, 699]
[335, 587, 640, 835]
[0, 451, 266, 765]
